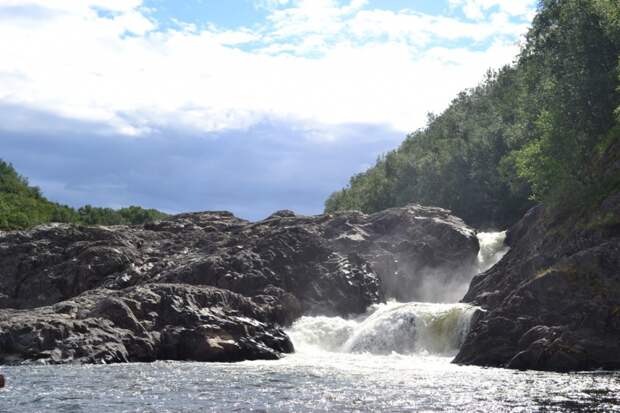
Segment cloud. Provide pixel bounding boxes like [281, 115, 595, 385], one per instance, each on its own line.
[348, 9, 529, 45]
[0, 105, 403, 219]
[0, 0, 535, 136]
[0, 0, 143, 14]
[448, 0, 537, 21]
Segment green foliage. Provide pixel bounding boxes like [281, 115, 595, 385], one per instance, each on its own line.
[326, 0, 620, 227]
[326, 68, 534, 227]
[513, 0, 620, 209]
[77, 205, 167, 226]
[0, 160, 167, 231]
[616, 56, 620, 121]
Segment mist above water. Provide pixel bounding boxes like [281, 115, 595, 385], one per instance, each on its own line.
[289, 231, 509, 356]
[413, 230, 509, 303]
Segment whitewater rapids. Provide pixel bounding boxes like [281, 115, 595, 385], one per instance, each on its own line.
[287, 231, 508, 357]
[288, 301, 477, 356]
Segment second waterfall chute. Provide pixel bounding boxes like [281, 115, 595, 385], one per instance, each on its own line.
[288, 301, 478, 356]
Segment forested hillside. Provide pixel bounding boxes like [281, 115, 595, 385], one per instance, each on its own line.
[0, 160, 167, 230]
[325, 0, 620, 228]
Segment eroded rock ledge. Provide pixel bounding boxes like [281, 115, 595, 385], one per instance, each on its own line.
[0, 204, 478, 364]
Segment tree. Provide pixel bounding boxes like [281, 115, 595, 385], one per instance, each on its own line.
[514, 0, 620, 205]
[0, 159, 168, 230]
[326, 0, 620, 226]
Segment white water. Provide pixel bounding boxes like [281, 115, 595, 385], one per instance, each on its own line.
[414, 230, 509, 303]
[476, 230, 509, 272]
[289, 231, 508, 357]
[289, 301, 477, 356]
[4, 232, 620, 411]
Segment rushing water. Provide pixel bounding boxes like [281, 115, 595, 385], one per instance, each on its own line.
[476, 231, 509, 273]
[2, 232, 620, 412]
[289, 301, 477, 356]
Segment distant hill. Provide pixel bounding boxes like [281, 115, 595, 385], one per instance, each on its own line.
[0, 160, 168, 230]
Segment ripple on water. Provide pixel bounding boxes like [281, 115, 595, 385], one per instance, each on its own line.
[1, 356, 620, 412]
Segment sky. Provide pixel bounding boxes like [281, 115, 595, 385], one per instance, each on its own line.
[0, 0, 537, 220]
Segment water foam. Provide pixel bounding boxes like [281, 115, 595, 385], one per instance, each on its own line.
[288, 301, 478, 356]
[476, 230, 509, 273]
[288, 232, 507, 357]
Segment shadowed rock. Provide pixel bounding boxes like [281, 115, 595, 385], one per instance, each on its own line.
[322, 205, 479, 301]
[0, 284, 293, 364]
[455, 193, 620, 372]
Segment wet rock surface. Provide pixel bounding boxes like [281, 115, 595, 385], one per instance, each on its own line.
[0, 204, 478, 364]
[455, 194, 620, 372]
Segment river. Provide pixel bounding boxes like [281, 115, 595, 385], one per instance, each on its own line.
[1, 232, 619, 412]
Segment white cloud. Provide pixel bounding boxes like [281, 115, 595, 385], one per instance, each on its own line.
[0, 0, 143, 15]
[0, 0, 535, 136]
[348, 9, 528, 46]
[449, 0, 537, 20]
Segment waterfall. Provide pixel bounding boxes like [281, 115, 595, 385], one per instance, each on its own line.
[288, 231, 508, 357]
[476, 231, 509, 273]
[288, 301, 477, 356]
[415, 230, 509, 303]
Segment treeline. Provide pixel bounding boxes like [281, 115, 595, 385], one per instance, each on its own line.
[0, 160, 168, 230]
[325, 0, 620, 228]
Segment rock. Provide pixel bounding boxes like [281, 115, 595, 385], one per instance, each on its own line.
[0, 204, 479, 365]
[323, 204, 479, 301]
[455, 196, 620, 372]
[266, 210, 297, 219]
[0, 204, 477, 315]
[0, 284, 293, 365]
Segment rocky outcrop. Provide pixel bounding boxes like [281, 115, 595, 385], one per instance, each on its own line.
[455, 192, 620, 372]
[0, 204, 478, 364]
[0, 211, 376, 318]
[0, 284, 292, 364]
[322, 205, 479, 301]
[0, 204, 478, 314]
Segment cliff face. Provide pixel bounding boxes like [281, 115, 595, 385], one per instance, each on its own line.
[0, 204, 478, 365]
[455, 189, 620, 371]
